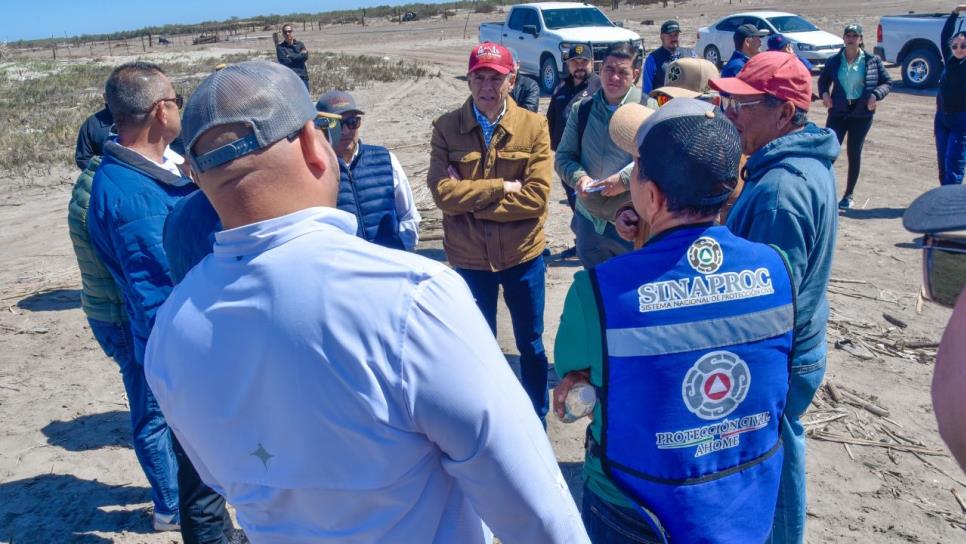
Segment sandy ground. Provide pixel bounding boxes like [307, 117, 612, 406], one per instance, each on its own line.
[2, 0, 966, 542]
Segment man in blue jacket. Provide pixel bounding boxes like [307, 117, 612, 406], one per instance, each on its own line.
[721, 24, 768, 77]
[641, 20, 692, 94]
[87, 61, 193, 533]
[711, 52, 839, 544]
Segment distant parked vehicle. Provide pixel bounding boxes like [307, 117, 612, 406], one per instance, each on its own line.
[875, 12, 965, 89]
[479, 2, 642, 93]
[696, 11, 843, 68]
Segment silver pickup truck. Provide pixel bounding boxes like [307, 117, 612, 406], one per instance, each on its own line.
[875, 11, 964, 89]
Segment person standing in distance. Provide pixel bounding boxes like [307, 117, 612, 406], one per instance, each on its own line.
[720, 24, 769, 77]
[641, 20, 691, 95]
[276, 23, 309, 90]
[935, 5, 966, 185]
[818, 23, 892, 209]
[509, 48, 541, 113]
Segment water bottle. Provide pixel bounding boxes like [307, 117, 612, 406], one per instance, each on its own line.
[561, 383, 597, 423]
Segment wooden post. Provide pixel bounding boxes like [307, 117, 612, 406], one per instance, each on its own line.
[303, 20, 306, 31]
[51, 43, 56, 60]
[89, 42, 94, 56]
[141, 35, 146, 52]
[107, 38, 112, 56]
[362, 8, 366, 27]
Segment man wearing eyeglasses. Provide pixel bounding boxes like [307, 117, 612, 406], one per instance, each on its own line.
[317, 90, 420, 251]
[276, 23, 309, 90]
[86, 61, 193, 533]
[710, 52, 839, 544]
[428, 42, 554, 423]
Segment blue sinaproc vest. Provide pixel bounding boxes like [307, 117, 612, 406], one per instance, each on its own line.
[337, 144, 404, 250]
[590, 224, 794, 543]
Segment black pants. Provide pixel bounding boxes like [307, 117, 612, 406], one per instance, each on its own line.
[174, 435, 243, 544]
[826, 112, 874, 197]
[562, 180, 577, 211]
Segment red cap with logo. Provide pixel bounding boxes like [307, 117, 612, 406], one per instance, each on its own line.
[709, 51, 813, 111]
[468, 42, 514, 75]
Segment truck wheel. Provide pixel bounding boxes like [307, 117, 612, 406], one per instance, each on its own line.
[540, 55, 559, 94]
[703, 45, 721, 67]
[902, 48, 941, 89]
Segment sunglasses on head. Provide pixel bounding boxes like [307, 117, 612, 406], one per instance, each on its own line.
[919, 233, 966, 308]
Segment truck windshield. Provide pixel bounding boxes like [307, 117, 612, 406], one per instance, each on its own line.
[767, 16, 819, 33]
[542, 8, 612, 30]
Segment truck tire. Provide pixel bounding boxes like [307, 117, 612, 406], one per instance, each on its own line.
[703, 45, 721, 67]
[901, 48, 941, 89]
[540, 55, 559, 95]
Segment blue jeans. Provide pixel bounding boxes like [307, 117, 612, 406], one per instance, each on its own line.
[935, 111, 966, 185]
[455, 256, 549, 420]
[769, 350, 827, 544]
[571, 212, 633, 269]
[582, 485, 662, 544]
[88, 318, 180, 519]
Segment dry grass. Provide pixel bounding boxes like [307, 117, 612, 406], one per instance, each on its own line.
[0, 52, 435, 180]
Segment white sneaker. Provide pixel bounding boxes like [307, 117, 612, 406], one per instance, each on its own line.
[153, 512, 181, 532]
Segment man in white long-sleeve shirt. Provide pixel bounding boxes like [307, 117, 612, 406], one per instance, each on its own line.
[144, 60, 588, 544]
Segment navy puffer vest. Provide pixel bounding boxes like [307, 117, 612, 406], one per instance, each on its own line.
[337, 144, 403, 250]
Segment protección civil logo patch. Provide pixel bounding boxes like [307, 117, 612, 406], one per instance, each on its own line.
[687, 236, 723, 274]
[682, 351, 750, 420]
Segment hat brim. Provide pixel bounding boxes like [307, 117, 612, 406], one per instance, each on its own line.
[609, 103, 655, 158]
[709, 76, 765, 97]
[903, 185, 966, 233]
[650, 86, 701, 99]
[469, 64, 513, 75]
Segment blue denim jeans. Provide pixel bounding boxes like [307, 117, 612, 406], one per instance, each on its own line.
[935, 111, 966, 185]
[88, 318, 180, 519]
[455, 256, 549, 420]
[582, 484, 662, 544]
[768, 350, 827, 544]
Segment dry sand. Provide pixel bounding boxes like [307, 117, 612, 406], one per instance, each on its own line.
[1, 0, 965, 542]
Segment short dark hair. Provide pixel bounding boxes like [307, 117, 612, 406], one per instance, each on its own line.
[604, 42, 642, 69]
[104, 62, 168, 130]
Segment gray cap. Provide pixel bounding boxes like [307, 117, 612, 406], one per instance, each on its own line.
[181, 60, 317, 173]
[316, 90, 365, 116]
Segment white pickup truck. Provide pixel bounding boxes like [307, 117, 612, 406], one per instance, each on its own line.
[479, 2, 643, 94]
[875, 11, 964, 89]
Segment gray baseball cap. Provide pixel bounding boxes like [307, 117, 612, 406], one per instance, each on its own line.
[181, 60, 317, 173]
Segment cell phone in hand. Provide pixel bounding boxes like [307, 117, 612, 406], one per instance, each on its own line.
[584, 179, 606, 193]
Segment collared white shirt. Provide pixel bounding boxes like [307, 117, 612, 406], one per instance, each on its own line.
[348, 143, 422, 251]
[145, 207, 587, 544]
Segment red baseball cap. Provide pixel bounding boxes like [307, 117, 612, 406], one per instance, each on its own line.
[709, 51, 812, 111]
[468, 42, 514, 75]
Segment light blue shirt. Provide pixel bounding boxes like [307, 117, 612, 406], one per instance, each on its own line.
[838, 51, 866, 101]
[472, 101, 507, 149]
[145, 207, 588, 544]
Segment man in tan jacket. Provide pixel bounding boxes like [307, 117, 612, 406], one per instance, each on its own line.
[428, 42, 553, 423]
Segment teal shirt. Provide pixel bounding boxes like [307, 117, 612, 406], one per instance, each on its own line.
[837, 51, 866, 100]
[554, 269, 635, 508]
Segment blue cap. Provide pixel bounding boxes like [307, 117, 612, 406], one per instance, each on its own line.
[767, 34, 789, 51]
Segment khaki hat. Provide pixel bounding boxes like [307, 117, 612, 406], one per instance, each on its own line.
[609, 103, 656, 158]
[663, 57, 719, 92]
[650, 86, 701, 100]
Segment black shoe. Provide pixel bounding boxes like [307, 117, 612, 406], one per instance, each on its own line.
[559, 246, 577, 258]
[838, 195, 853, 210]
[228, 528, 251, 544]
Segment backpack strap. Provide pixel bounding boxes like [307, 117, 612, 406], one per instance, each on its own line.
[576, 97, 594, 151]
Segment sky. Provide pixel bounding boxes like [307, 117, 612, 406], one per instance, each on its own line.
[1, 0, 451, 42]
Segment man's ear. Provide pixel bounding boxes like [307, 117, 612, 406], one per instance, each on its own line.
[299, 121, 333, 175]
[508, 72, 517, 87]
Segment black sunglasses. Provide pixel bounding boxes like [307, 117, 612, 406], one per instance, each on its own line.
[149, 94, 183, 111]
[342, 116, 362, 130]
[920, 233, 966, 308]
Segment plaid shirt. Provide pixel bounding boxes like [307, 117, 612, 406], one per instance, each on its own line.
[472, 101, 507, 148]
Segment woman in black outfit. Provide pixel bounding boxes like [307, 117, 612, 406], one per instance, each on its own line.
[818, 24, 892, 209]
[936, 5, 966, 185]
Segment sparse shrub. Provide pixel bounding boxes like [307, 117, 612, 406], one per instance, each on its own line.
[474, 4, 496, 14]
